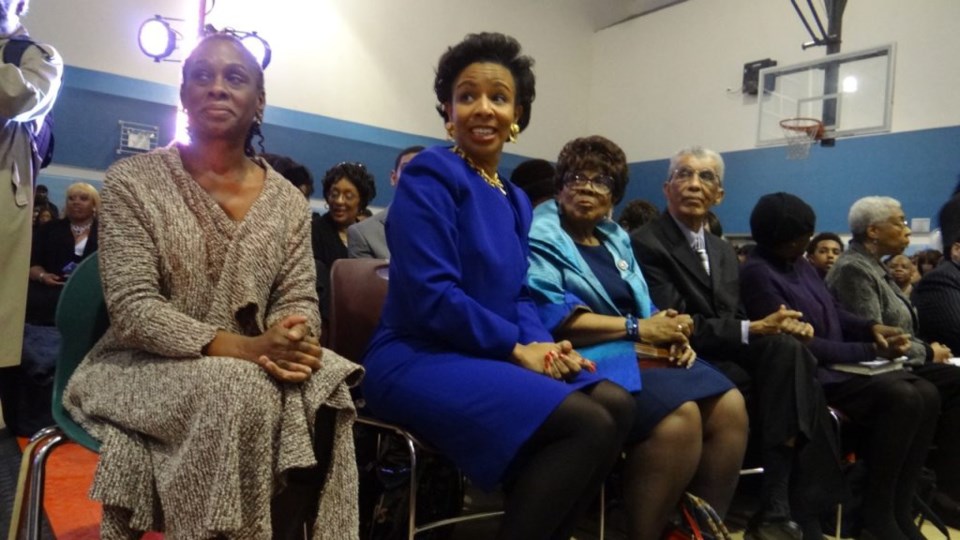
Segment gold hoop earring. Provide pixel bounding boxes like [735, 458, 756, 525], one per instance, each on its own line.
[508, 123, 520, 143]
[445, 122, 455, 141]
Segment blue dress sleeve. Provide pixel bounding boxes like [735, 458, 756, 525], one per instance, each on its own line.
[527, 245, 591, 333]
[385, 150, 544, 359]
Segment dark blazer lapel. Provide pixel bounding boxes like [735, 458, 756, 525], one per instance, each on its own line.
[659, 216, 711, 288]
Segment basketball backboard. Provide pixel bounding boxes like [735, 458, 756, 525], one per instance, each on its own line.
[757, 44, 895, 146]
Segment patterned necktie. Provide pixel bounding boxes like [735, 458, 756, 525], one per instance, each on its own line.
[693, 236, 710, 276]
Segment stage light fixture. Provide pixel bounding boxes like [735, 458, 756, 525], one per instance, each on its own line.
[138, 16, 178, 62]
[203, 25, 272, 70]
[239, 32, 272, 70]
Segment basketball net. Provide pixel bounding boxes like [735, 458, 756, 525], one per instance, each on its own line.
[780, 118, 824, 160]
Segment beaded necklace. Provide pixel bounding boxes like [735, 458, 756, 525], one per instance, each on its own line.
[451, 146, 506, 195]
[70, 221, 92, 236]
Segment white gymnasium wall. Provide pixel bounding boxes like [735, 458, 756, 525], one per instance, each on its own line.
[25, 0, 599, 160]
[588, 0, 960, 161]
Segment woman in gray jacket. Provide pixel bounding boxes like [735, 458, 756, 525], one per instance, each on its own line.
[827, 195, 960, 526]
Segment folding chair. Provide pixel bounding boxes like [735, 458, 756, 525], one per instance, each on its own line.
[8, 253, 106, 540]
[329, 258, 507, 539]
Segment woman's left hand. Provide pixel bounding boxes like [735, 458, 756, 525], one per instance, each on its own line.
[38, 273, 65, 287]
[251, 315, 323, 380]
[656, 309, 693, 336]
[638, 312, 691, 345]
[553, 340, 596, 381]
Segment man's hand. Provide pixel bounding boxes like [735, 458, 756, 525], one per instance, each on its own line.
[749, 305, 812, 340]
[931, 342, 952, 363]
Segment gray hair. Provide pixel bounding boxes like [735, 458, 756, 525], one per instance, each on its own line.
[848, 196, 901, 238]
[667, 146, 725, 186]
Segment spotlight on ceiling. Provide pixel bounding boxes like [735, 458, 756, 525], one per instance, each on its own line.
[138, 15, 178, 62]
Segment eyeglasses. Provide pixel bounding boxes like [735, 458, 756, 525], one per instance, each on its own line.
[671, 167, 720, 186]
[562, 172, 615, 195]
[327, 190, 358, 203]
[888, 217, 910, 229]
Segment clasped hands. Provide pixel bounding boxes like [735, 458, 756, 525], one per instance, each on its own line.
[871, 324, 912, 360]
[248, 315, 323, 382]
[872, 325, 953, 362]
[637, 309, 696, 368]
[511, 341, 595, 381]
[750, 305, 815, 341]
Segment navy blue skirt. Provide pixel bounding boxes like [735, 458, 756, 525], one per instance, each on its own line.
[628, 359, 735, 443]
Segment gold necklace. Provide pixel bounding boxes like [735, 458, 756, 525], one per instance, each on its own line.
[451, 146, 506, 195]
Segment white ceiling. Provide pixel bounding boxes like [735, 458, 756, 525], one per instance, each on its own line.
[585, 0, 689, 31]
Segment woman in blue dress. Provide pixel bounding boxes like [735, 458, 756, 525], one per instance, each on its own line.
[527, 136, 748, 539]
[361, 33, 635, 540]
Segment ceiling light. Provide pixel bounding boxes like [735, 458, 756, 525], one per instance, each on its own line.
[138, 16, 178, 62]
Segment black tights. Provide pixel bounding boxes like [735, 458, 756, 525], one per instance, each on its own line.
[829, 376, 940, 540]
[498, 381, 634, 540]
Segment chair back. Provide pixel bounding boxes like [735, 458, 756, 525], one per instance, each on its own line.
[52, 252, 108, 451]
[328, 258, 389, 363]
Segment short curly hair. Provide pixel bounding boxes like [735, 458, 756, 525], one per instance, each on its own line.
[618, 199, 659, 232]
[554, 135, 629, 205]
[848, 196, 901, 240]
[321, 162, 377, 210]
[261, 153, 314, 197]
[434, 32, 536, 132]
[915, 249, 943, 275]
[806, 232, 844, 256]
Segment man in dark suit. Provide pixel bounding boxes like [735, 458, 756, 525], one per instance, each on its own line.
[915, 194, 960, 358]
[631, 146, 840, 540]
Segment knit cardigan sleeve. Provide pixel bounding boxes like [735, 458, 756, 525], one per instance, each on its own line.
[97, 157, 220, 358]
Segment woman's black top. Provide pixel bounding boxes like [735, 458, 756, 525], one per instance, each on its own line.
[26, 219, 99, 325]
[311, 212, 350, 320]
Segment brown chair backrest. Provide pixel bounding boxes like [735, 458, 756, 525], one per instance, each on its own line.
[328, 258, 390, 363]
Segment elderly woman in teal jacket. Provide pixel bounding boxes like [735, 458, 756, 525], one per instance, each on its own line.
[527, 136, 747, 540]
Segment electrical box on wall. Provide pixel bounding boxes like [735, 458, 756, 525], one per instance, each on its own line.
[742, 58, 777, 95]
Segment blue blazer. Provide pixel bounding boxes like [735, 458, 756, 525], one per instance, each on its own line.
[371, 146, 553, 359]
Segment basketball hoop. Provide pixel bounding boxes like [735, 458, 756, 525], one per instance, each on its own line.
[780, 117, 824, 160]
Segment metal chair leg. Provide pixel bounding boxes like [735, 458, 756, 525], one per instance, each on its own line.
[26, 431, 67, 540]
[598, 486, 605, 540]
[7, 436, 42, 540]
[7, 428, 66, 540]
[834, 503, 842, 540]
[405, 434, 418, 540]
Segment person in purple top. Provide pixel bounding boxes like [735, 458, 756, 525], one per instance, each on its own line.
[740, 192, 939, 540]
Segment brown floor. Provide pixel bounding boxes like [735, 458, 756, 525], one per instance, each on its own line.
[446, 482, 957, 540]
